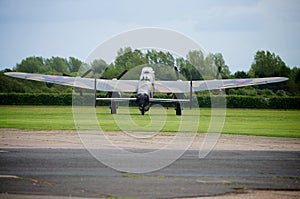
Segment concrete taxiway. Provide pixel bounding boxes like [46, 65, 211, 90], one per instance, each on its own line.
[0, 129, 300, 198]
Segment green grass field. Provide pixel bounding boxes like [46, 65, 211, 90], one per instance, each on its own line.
[0, 106, 299, 138]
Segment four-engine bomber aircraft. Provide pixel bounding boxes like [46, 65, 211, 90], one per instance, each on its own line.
[5, 67, 288, 115]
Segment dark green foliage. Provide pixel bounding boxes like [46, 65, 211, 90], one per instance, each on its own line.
[0, 93, 72, 105]
[202, 95, 300, 109]
[248, 50, 297, 94]
[249, 50, 290, 78]
[234, 71, 249, 78]
[213, 53, 231, 79]
[275, 90, 287, 96]
[68, 57, 83, 73]
[45, 57, 69, 73]
[15, 56, 45, 73]
[257, 89, 275, 96]
[14, 56, 83, 74]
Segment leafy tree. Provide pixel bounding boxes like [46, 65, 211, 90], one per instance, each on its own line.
[248, 50, 291, 93]
[203, 53, 215, 77]
[287, 67, 300, 95]
[68, 57, 82, 73]
[156, 51, 174, 66]
[45, 57, 69, 74]
[257, 89, 275, 96]
[0, 71, 25, 92]
[213, 53, 231, 79]
[179, 58, 202, 80]
[117, 47, 132, 57]
[186, 50, 206, 78]
[276, 90, 287, 96]
[146, 50, 158, 64]
[185, 51, 231, 80]
[15, 56, 45, 73]
[235, 87, 257, 96]
[115, 48, 147, 70]
[249, 50, 290, 78]
[102, 63, 124, 79]
[234, 71, 249, 78]
[91, 59, 108, 75]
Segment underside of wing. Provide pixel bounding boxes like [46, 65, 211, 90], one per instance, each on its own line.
[195, 77, 289, 91]
[96, 97, 136, 102]
[5, 72, 76, 86]
[154, 80, 190, 93]
[4, 72, 139, 93]
[155, 77, 288, 93]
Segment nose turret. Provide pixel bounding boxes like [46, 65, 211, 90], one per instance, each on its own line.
[136, 92, 150, 107]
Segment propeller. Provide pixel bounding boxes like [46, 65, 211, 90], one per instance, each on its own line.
[81, 68, 94, 78]
[116, 69, 128, 80]
[107, 69, 128, 114]
[106, 69, 128, 98]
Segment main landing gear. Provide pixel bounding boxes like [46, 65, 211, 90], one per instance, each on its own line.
[110, 101, 117, 114]
[141, 106, 145, 115]
[175, 103, 182, 116]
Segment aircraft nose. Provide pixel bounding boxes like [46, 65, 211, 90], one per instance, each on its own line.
[136, 93, 149, 106]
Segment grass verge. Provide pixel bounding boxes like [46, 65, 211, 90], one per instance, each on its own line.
[0, 106, 299, 138]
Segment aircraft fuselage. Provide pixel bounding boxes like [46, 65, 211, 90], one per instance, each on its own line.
[136, 67, 155, 115]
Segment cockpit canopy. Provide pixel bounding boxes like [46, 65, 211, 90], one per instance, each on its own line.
[140, 67, 155, 82]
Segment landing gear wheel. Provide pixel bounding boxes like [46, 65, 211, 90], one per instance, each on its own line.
[175, 103, 182, 116]
[110, 101, 117, 114]
[141, 107, 145, 115]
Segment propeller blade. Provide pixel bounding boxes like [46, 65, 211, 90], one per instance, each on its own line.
[116, 69, 128, 80]
[81, 69, 93, 78]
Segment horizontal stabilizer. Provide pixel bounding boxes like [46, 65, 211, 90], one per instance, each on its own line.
[96, 97, 136, 102]
[150, 98, 190, 103]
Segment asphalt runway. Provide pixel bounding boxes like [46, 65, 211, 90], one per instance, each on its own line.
[1, 148, 300, 198]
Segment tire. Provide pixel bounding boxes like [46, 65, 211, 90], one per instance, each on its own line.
[141, 107, 145, 115]
[175, 103, 182, 116]
[111, 101, 117, 114]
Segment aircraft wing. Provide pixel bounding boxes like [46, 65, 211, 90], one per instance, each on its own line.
[155, 77, 288, 93]
[4, 72, 139, 93]
[5, 72, 288, 93]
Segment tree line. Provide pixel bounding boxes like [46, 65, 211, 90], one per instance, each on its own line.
[1, 48, 299, 95]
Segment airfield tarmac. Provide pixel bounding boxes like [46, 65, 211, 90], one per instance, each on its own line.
[0, 129, 300, 198]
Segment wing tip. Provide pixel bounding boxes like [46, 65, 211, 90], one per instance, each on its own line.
[4, 72, 26, 76]
[272, 77, 289, 82]
[4, 72, 13, 76]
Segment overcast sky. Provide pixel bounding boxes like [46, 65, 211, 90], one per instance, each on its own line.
[0, 0, 299, 72]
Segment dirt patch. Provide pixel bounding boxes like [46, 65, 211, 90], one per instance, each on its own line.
[180, 190, 300, 199]
[0, 128, 299, 151]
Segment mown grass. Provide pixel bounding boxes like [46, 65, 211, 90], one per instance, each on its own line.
[0, 105, 299, 138]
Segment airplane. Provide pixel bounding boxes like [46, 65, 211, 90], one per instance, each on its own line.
[5, 66, 288, 115]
